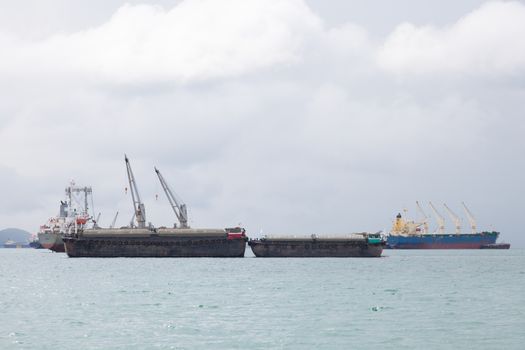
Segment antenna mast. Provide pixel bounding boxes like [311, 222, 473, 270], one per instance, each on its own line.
[125, 155, 146, 228]
[154, 167, 189, 228]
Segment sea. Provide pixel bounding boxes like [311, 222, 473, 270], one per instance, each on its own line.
[1, 249, 524, 349]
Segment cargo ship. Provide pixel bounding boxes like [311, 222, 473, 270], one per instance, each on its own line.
[3, 239, 30, 248]
[38, 183, 94, 253]
[248, 233, 384, 257]
[63, 156, 247, 258]
[385, 202, 505, 249]
[38, 225, 65, 252]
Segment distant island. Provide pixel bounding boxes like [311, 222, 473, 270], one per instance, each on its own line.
[0, 228, 32, 246]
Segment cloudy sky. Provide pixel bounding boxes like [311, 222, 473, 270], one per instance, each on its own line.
[0, 0, 524, 246]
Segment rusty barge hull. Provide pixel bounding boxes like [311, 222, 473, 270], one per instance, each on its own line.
[248, 239, 383, 257]
[63, 236, 247, 257]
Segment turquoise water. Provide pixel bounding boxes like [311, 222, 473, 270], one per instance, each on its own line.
[1, 249, 524, 349]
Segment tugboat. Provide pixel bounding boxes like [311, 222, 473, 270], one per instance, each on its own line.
[248, 233, 384, 257]
[63, 156, 247, 258]
[29, 235, 43, 249]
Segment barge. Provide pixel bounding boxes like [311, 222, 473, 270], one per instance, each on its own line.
[64, 156, 247, 258]
[248, 233, 384, 257]
[480, 243, 510, 249]
[63, 227, 247, 258]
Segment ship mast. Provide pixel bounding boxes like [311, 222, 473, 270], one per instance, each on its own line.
[125, 155, 146, 229]
[154, 167, 189, 228]
[429, 202, 445, 234]
[462, 202, 477, 233]
[415, 201, 429, 233]
[443, 203, 461, 234]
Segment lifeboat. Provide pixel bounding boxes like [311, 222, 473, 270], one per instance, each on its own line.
[76, 217, 88, 225]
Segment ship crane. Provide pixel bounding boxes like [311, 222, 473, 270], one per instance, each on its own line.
[429, 202, 445, 234]
[462, 202, 477, 233]
[416, 201, 429, 233]
[110, 211, 119, 229]
[154, 167, 189, 228]
[125, 155, 146, 229]
[443, 203, 461, 234]
[93, 212, 101, 228]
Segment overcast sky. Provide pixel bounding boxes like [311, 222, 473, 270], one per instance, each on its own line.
[0, 0, 524, 247]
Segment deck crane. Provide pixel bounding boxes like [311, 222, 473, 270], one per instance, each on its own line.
[429, 202, 446, 234]
[125, 155, 146, 229]
[110, 211, 119, 229]
[462, 202, 477, 233]
[93, 212, 101, 228]
[415, 201, 429, 233]
[443, 203, 461, 234]
[155, 167, 189, 228]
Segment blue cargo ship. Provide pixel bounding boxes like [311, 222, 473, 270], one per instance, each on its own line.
[386, 231, 499, 249]
[385, 212, 500, 249]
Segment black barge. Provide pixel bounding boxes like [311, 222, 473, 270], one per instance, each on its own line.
[63, 227, 247, 258]
[248, 233, 384, 257]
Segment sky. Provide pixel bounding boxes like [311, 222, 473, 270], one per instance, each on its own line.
[0, 0, 524, 247]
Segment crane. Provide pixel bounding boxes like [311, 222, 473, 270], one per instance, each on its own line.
[443, 203, 461, 234]
[462, 202, 477, 233]
[415, 201, 429, 233]
[154, 167, 189, 228]
[429, 202, 445, 234]
[125, 155, 146, 228]
[93, 212, 101, 228]
[110, 211, 119, 229]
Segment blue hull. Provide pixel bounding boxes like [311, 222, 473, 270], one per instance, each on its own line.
[386, 231, 499, 249]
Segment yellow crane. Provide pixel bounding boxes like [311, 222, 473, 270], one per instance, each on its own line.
[443, 203, 462, 234]
[429, 202, 445, 234]
[462, 202, 477, 233]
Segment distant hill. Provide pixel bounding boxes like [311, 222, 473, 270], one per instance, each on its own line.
[0, 228, 32, 245]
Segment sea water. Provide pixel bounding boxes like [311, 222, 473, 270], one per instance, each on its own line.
[0, 249, 524, 349]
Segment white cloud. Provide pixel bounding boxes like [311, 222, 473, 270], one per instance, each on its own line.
[2, 0, 322, 83]
[377, 1, 525, 76]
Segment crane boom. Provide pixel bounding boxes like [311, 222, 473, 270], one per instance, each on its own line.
[125, 155, 146, 228]
[110, 211, 119, 229]
[154, 167, 189, 228]
[429, 202, 445, 234]
[415, 201, 429, 233]
[462, 202, 477, 233]
[443, 203, 461, 234]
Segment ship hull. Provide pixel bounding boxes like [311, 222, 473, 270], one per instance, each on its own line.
[63, 236, 247, 258]
[37, 232, 65, 252]
[248, 239, 383, 257]
[386, 231, 499, 249]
